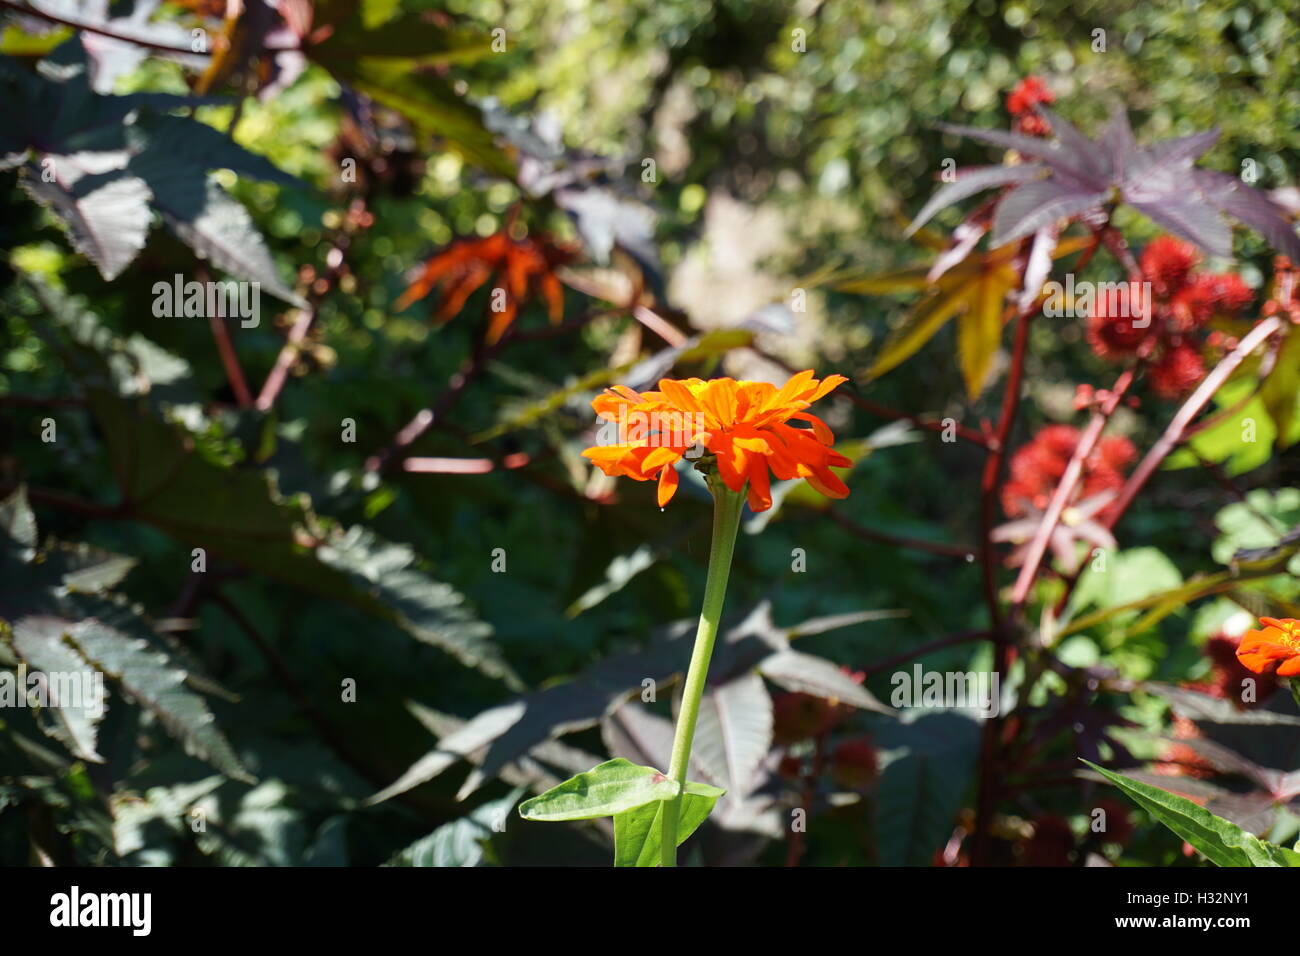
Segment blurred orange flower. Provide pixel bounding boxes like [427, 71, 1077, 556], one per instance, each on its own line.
[396, 229, 576, 344]
[1236, 617, 1300, 676]
[582, 370, 851, 511]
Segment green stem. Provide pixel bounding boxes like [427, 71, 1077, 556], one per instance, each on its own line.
[1290, 678, 1300, 714]
[660, 478, 745, 867]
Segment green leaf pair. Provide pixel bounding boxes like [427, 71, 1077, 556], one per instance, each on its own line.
[1085, 761, 1300, 867]
[517, 758, 725, 867]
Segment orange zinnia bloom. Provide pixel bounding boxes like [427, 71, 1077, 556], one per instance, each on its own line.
[582, 370, 851, 511]
[1235, 617, 1300, 676]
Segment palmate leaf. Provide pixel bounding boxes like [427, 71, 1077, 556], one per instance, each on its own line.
[927, 102, 1300, 259]
[385, 789, 523, 867]
[365, 602, 880, 805]
[957, 258, 1014, 398]
[875, 711, 980, 866]
[308, 0, 494, 65]
[9, 615, 106, 763]
[1145, 684, 1300, 727]
[65, 600, 251, 781]
[31, 297, 511, 686]
[866, 274, 979, 382]
[843, 234, 1091, 397]
[0, 487, 248, 778]
[24, 0, 203, 92]
[1164, 378, 1280, 475]
[989, 178, 1107, 248]
[152, 175, 304, 307]
[411, 703, 605, 798]
[18, 155, 151, 281]
[692, 672, 773, 799]
[325, 57, 515, 179]
[363, 611, 777, 806]
[299, 2, 512, 178]
[316, 527, 520, 690]
[758, 649, 892, 713]
[1210, 489, 1300, 566]
[2, 37, 303, 300]
[1084, 761, 1300, 867]
[904, 164, 1044, 237]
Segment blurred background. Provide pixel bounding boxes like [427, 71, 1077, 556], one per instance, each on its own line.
[2, 0, 1299, 866]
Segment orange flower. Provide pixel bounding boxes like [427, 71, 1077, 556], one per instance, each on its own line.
[582, 370, 851, 511]
[1235, 617, 1300, 676]
[395, 229, 575, 344]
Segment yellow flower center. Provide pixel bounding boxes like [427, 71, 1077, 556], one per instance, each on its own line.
[1272, 620, 1300, 650]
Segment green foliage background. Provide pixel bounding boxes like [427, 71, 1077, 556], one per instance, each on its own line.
[2, 0, 1298, 866]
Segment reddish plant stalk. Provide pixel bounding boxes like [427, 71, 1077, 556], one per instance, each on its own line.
[969, 225, 1106, 865]
[827, 508, 976, 560]
[0, 0, 208, 55]
[1008, 367, 1136, 610]
[207, 312, 254, 408]
[256, 307, 314, 411]
[1104, 316, 1283, 529]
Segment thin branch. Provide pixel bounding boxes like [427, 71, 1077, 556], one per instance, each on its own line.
[0, 483, 125, 518]
[208, 312, 254, 408]
[0, 394, 87, 408]
[843, 392, 992, 448]
[255, 307, 313, 411]
[753, 346, 991, 448]
[826, 507, 976, 560]
[1008, 367, 1136, 609]
[0, 0, 211, 56]
[364, 308, 613, 473]
[1051, 315, 1285, 617]
[862, 629, 990, 676]
[969, 222, 1106, 866]
[631, 305, 688, 347]
[364, 347, 488, 474]
[403, 452, 531, 474]
[1105, 316, 1283, 530]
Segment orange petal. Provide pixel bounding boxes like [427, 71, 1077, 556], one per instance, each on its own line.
[642, 446, 681, 471]
[1236, 636, 1297, 674]
[658, 379, 702, 414]
[808, 373, 848, 402]
[805, 466, 850, 499]
[657, 463, 679, 507]
[1279, 656, 1300, 677]
[791, 411, 834, 445]
[746, 457, 773, 512]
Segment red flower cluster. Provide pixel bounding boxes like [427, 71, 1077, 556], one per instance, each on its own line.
[1001, 424, 1136, 518]
[831, 738, 879, 791]
[1187, 631, 1277, 709]
[772, 667, 866, 745]
[1152, 714, 1217, 781]
[1087, 236, 1256, 399]
[1007, 76, 1055, 136]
